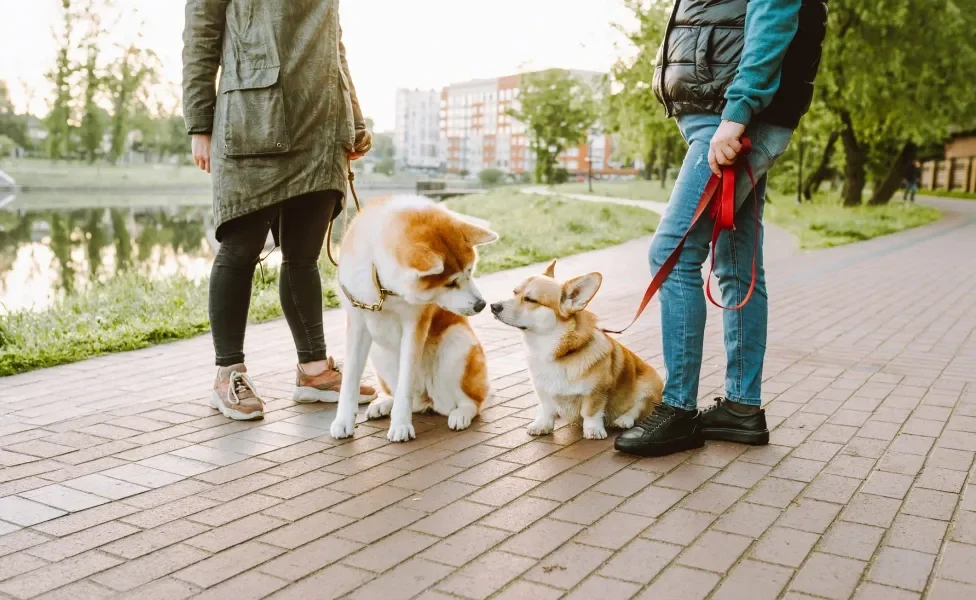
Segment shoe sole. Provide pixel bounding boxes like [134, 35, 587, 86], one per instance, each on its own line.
[702, 427, 769, 445]
[293, 387, 378, 405]
[614, 433, 705, 457]
[211, 392, 263, 421]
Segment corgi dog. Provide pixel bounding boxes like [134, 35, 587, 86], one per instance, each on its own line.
[329, 195, 497, 443]
[490, 259, 663, 440]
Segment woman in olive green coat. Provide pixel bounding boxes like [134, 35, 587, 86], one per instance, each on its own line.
[183, 0, 376, 421]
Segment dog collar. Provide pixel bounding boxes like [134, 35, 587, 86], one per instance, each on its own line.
[340, 264, 398, 312]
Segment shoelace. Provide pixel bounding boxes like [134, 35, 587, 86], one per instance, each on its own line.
[636, 405, 676, 432]
[701, 397, 725, 416]
[228, 371, 260, 406]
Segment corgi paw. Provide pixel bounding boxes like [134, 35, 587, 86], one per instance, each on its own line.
[612, 415, 636, 429]
[583, 423, 608, 440]
[330, 412, 356, 439]
[448, 409, 474, 431]
[527, 420, 555, 436]
[365, 396, 393, 420]
[387, 423, 416, 442]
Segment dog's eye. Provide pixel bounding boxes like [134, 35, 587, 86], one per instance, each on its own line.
[446, 280, 460, 289]
[523, 296, 537, 304]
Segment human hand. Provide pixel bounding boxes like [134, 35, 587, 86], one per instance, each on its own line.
[191, 134, 212, 173]
[708, 120, 747, 175]
[349, 129, 372, 161]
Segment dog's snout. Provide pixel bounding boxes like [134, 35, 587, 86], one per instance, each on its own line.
[490, 302, 502, 315]
[474, 299, 487, 314]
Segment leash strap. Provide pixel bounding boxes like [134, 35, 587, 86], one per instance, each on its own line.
[602, 137, 758, 335]
[325, 158, 363, 268]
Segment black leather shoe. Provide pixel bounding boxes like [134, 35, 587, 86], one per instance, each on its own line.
[700, 398, 769, 445]
[614, 403, 704, 457]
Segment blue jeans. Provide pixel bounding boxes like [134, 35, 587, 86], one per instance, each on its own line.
[649, 114, 793, 410]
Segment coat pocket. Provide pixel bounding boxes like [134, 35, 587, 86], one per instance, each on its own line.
[220, 66, 291, 157]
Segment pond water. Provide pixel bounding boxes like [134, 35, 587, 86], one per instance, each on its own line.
[0, 188, 409, 313]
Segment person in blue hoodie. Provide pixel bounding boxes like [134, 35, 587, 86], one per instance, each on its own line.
[615, 0, 828, 457]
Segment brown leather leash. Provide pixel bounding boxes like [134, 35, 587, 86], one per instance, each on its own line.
[601, 137, 759, 335]
[325, 158, 363, 268]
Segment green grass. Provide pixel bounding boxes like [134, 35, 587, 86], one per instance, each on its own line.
[552, 179, 673, 202]
[0, 190, 658, 376]
[919, 189, 976, 201]
[765, 195, 942, 249]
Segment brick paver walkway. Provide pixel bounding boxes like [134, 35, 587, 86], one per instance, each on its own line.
[1, 197, 975, 599]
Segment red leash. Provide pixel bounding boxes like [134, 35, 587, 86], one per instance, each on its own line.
[602, 137, 759, 335]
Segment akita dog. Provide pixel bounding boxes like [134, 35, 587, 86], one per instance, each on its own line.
[329, 195, 497, 443]
[491, 259, 664, 440]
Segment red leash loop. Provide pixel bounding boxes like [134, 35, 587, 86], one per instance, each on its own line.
[602, 137, 759, 335]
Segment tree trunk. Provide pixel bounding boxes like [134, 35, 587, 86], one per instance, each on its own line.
[643, 148, 655, 180]
[868, 142, 916, 205]
[839, 114, 866, 207]
[802, 130, 839, 200]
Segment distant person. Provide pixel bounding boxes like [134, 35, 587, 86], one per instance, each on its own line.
[904, 160, 922, 203]
[615, 0, 828, 456]
[182, 0, 376, 420]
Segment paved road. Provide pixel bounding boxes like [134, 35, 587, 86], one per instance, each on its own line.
[0, 197, 974, 599]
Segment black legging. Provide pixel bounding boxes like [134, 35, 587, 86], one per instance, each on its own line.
[210, 191, 339, 367]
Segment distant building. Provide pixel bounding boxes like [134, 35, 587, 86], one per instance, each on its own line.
[439, 69, 638, 177]
[394, 89, 441, 172]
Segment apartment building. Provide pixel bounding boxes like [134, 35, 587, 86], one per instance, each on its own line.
[440, 69, 637, 177]
[394, 88, 442, 171]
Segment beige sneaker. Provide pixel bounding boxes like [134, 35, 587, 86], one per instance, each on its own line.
[293, 357, 378, 404]
[211, 364, 265, 421]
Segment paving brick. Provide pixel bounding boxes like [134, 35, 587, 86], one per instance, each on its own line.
[256, 535, 362, 580]
[93, 544, 210, 592]
[867, 546, 935, 592]
[331, 485, 414, 519]
[574, 510, 653, 550]
[790, 552, 865, 600]
[0, 496, 67, 526]
[642, 508, 716, 546]
[918, 466, 968, 493]
[618, 485, 687, 518]
[802, 473, 861, 504]
[499, 518, 582, 559]
[712, 559, 794, 600]
[852, 582, 921, 600]
[888, 514, 948, 554]
[569, 576, 642, 600]
[261, 487, 351, 521]
[523, 542, 612, 589]
[751, 526, 820, 567]
[467, 475, 540, 506]
[713, 501, 781, 538]
[0, 552, 49, 581]
[928, 578, 976, 599]
[713, 460, 772, 488]
[599, 539, 681, 584]
[190, 571, 288, 600]
[492, 581, 565, 600]
[637, 565, 719, 600]
[902, 487, 958, 520]
[27, 521, 139, 562]
[410, 500, 494, 537]
[938, 541, 976, 585]
[334, 506, 425, 544]
[420, 525, 510, 567]
[591, 467, 659, 497]
[102, 519, 210, 559]
[265, 564, 371, 600]
[173, 541, 284, 589]
[479, 496, 559, 533]
[436, 551, 536, 600]
[841, 493, 902, 528]
[820, 521, 884, 561]
[655, 464, 719, 491]
[746, 477, 806, 508]
[680, 482, 747, 515]
[185, 513, 284, 553]
[187, 493, 280, 527]
[61, 474, 150, 500]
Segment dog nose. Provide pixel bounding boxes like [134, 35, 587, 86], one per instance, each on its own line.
[474, 299, 487, 313]
[490, 302, 502, 314]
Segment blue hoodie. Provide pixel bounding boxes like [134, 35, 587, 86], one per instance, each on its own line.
[721, 0, 802, 126]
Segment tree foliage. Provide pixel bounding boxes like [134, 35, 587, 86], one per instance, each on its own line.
[507, 69, 596, 184]
[46, 0, 76, 161]
[107, 42, 159, 164]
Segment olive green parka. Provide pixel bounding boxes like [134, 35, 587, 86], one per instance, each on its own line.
[182, 0, 362, 234]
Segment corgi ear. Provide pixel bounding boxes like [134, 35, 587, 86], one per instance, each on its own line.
[543, 259, 557, 278]
[404, 245, 444, 278]
[560, 273, 602, 314]
[458, 221, 499, 246]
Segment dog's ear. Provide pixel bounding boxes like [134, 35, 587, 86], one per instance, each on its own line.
[560, 273, 602, 314]
[543, 259, 557, 278]
[457, 221, 499, 247]
[404, 245, 445, 278]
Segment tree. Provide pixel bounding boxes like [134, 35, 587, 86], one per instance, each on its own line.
[507, 69, 596, 184]
[107, 41, 159, 163]
[818, 0, 976, 205]
[78, 0, 110, 163]
[478, 168, 504, 187]
[605, 0, 684, 185]
[46, 0, 77, 160]
[0, 82, 27, 150]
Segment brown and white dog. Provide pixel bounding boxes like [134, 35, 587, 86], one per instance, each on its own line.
[491, 260, 664, 440]
[329, 195, 497, 443]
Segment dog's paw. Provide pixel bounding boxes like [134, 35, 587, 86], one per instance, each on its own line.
[612, 415, 636, 430]
[583, 423, 608, 440]
[448, 409, 474, 431]
[387, 423, 416, 442]
[365, 397, 393, 420]
[330, 412, 356, 439]
[527, 420, 555, 436]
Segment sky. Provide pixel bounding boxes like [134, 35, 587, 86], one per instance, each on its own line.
[0, 0, 637, 131]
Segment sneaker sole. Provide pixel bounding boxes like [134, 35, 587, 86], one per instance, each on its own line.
[210, 391, 264, 421]
[614, 433, 705, 457]
[702, 427, 769, 445]
[293, 387, 378, 405]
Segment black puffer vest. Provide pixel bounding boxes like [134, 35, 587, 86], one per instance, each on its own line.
[652, 0, 828, 130]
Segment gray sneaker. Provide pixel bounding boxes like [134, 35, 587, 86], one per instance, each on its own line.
[211, 364, 265, 421]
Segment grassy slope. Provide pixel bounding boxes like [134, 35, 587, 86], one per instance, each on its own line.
[0, 190, 658, 375]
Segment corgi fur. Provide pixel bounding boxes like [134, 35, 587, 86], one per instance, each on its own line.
[491, 259, 664, 440]
[329, 194, 497, 443]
